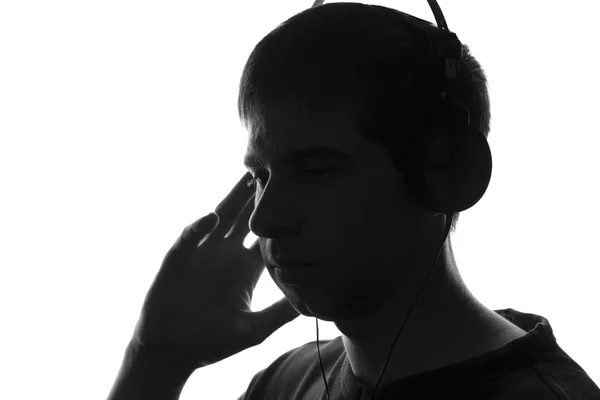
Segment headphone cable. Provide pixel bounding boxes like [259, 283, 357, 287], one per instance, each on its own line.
[317, 212, 454, 400]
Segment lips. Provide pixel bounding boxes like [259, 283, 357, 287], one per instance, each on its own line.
[274, 264, 316, 286]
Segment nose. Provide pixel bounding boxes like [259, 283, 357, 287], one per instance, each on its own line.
[248, 183, 300, 241]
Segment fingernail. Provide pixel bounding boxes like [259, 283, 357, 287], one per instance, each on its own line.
[192, 213, 217, 232]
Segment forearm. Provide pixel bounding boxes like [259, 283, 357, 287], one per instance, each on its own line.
[107, 339, 197, 400]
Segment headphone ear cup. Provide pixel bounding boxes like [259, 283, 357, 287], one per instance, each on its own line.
[403, 119, 492, 214]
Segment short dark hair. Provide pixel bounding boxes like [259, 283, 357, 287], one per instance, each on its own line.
[238, 3, 491, 234]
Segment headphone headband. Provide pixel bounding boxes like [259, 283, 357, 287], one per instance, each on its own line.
[310, 1, 461, 81]
[312, 0, 448, 30]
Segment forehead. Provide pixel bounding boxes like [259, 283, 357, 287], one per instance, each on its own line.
[243, 104, 363, 168]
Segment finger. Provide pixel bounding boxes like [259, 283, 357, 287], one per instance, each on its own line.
[178, 213, 219, 249]
[226, 192, 256, 242]
[212, 172, 255, 239]
[159, 213, 219, 276]
[248, 238, 262, 263]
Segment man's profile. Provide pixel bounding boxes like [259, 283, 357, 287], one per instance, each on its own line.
[236, 2, 600, 399]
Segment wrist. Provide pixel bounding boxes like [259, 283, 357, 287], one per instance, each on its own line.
[108, 339, 198, 400]
[127, 338, 198, 381]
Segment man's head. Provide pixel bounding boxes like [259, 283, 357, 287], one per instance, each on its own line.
[239, 3, 490, 234]
[239, 3, 490, 321]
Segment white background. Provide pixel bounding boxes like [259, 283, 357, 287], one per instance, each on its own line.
[1, 1, 598, 399]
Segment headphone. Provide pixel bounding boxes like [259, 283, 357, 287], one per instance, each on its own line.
[307, 1, 493, 399]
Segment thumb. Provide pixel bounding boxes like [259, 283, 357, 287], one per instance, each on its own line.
[252, 297, 300, 344]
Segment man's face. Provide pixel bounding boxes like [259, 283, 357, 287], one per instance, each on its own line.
[245, 103, 435, 321]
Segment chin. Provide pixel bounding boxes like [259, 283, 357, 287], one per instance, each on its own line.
[294, 295, 356, 322]
[279, 286, 335, 320]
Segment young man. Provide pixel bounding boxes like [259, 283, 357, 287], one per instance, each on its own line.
[108, 3, 600, 400]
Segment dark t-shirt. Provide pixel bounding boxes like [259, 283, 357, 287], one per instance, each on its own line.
[238, 309, 600, 399]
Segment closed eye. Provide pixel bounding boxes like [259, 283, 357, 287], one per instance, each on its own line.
[245, 168, 333, 189]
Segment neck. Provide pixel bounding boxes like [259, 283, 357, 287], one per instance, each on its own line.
[336, 241, 520, 386]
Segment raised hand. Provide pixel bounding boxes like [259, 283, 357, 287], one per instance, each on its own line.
[132, 172, 299, 370]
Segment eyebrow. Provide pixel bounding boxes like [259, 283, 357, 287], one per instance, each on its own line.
[243, 145, 355, 170]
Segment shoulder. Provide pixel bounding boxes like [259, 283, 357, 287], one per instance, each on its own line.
[485, 346, 600, 399]
[240, 337, 344, 400]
